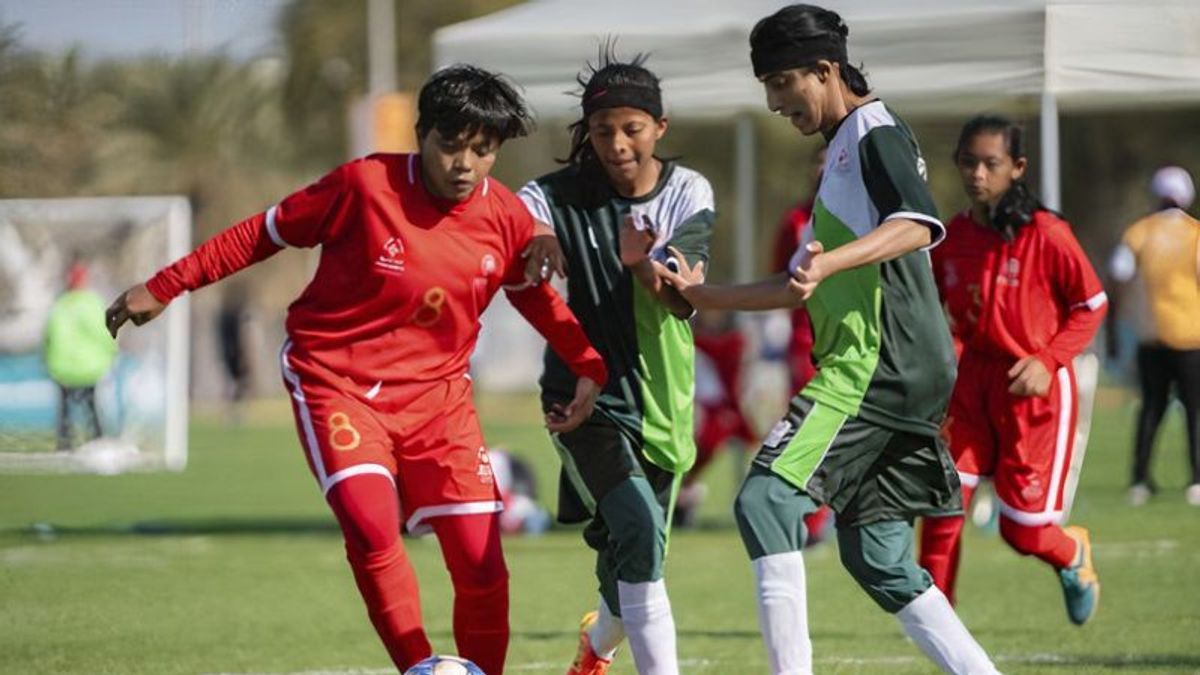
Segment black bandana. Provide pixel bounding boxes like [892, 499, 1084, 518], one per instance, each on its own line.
[582, 84, 663, 119]
[751, 35, 847, 78]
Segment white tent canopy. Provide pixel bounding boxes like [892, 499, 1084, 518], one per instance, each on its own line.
[436, 0, 1200, 118]
[435, 0, 1200, 390]
[437, 0, 1200, 249]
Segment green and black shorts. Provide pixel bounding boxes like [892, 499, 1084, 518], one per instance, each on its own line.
[551, 411, 675, 545]
[754, 396, 962, 528]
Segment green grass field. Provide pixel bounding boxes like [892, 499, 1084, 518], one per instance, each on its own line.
[2, 389, 1198, 674]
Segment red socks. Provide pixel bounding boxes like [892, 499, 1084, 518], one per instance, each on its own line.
[921, 482, 1080, 607]
[433, 513, 510, 675]
[346, 541, 434, 669]
[918, 484, 974, 604]
[328, 475, 431, 671]
[327, 477, 511, 674]
[998, 518, 1077, 569]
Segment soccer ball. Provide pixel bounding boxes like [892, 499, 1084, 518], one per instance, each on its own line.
[403, 655, 485, 675]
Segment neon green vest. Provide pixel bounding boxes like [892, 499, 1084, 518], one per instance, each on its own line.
[44, 290, 117, 387]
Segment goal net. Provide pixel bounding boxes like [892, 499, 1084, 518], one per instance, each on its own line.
[0, 197, 190, 473]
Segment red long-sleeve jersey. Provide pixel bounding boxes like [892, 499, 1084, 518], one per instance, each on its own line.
[934, 209, 1107, 370]
[147, 153, 607, 389]
[931, 211, 1005, 358]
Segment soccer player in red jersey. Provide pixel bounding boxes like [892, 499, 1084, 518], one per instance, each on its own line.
[105, 66, 608, 674]
[919, 115, 1107, 626]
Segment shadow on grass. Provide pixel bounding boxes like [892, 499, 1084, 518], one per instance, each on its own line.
[423, 628, 763, 641]
[14, 519, 746, 539]
[14, 517, 341, 538]
[1003, 653, 1200, 670]
[11, 519, 670, 540]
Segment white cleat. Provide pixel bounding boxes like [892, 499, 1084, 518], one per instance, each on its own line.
[1129, 483, 1152, 507]
[1185, 484, 1200, 507]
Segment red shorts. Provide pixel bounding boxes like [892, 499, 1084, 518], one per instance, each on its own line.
[944, 353, 1078, 526]
[280, 341, 500, 534]
[696, 402, 756, 455]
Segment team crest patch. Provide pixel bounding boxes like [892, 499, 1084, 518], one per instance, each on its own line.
[834, 146, 851, 172]
[375, 236, 406, 273]
[1021, 476, 1044, 502]
[997, 257, 1021, 287]
[476, 446, 494, 484]
[480, 254, 497, 276]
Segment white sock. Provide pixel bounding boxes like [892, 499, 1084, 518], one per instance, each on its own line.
[588, 595, 625, 660]
[617, 579, 679, 675]
[752, 551, 813, 675]
[896, 586, 999, 675]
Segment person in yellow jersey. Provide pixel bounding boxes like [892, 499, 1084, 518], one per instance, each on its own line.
[44, 262, 117, 450]
[1108, 166, 1200, 506]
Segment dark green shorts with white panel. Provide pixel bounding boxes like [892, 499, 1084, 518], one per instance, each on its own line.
[552, 412, 676, 618]
[734, 396, 963, 612]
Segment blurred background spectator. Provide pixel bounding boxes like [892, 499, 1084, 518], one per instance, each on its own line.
[1108, 166, 1200, 506]
[43, 261, 115, 449]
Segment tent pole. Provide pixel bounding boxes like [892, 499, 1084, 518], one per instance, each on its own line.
[1040, 90, 1061, 211]
[735, 112, 756, 284]
[367, 0, 397, 95]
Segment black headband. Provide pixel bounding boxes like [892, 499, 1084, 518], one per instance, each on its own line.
[751, 36, 847, 78]
[582, 84, 663, 119]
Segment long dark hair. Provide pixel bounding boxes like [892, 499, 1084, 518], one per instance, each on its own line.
[561, 44, 663, 167]
[955, 114, 1045, 237]
[750, 4, 870, 96]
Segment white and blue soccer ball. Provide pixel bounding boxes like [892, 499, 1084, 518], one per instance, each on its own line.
[403, 655, 485, 675]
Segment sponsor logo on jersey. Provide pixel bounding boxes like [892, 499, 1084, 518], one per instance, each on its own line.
[476, 445, 494, 484]
[375, 236, 406, 273]
[1020, 475, 1044, 502]
[996, 257, 1020, 287]
[480, 254, 497, 276]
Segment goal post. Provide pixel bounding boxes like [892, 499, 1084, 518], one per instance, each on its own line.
[0, 196, 191, 474]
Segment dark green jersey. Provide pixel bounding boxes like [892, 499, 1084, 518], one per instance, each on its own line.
[519, 161, 715, 472]
[788, 101, 956, 436]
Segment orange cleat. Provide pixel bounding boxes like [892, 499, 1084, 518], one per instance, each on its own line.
[566, 611, 612, 675]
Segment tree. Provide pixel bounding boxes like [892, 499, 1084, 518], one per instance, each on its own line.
[276, 0, 522, 168]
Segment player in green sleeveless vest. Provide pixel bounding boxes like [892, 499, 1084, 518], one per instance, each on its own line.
[44, 263, 117, 449]
[517, 50, 714, 675]
[654, 6, 997, 674]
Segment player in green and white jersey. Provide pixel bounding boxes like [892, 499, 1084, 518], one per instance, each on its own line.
[517, 51, 714, 675]
[655, 6, 997, 674]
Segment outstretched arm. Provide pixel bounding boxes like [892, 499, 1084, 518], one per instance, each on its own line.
[665, 269, 805, 311]
[107, 165, 348, 337]
[792, 217, 932, 288]
[653, 242, 806, 311]
[107, 214, 283, 336]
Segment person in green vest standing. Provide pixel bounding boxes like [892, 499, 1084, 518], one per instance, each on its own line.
[44, 262, 117, 450]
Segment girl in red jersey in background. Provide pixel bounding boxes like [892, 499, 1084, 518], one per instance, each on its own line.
[105, 65, 607, 675]
[919, 115, 1106, 626]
